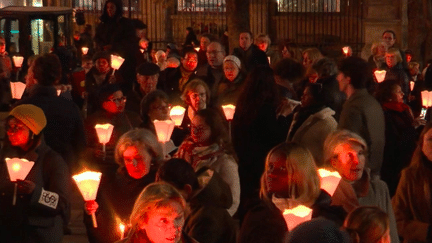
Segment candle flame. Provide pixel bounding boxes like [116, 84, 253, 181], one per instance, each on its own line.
[72, 171, 102, 201]
[342, 46, 349, 54]
[119, 223, 125, 232]
[282, 205, 312, 217]
[170, 106, 186, 126]
[5, 158, 34, 182]
[82, 47, 89, 55]
[95, 123, 114, 144]
[374, 70, 387, 83]
[318, 168, 341, 178]
[222, 104, 236, 121]
[111, 55, 125, 70]
[12, 163, 21, 172]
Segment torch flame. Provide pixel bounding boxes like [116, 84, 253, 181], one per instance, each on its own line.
[72, 171, 102, 201]
[374, 70, 387, 83]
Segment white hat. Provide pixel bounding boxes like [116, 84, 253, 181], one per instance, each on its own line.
[223, 55, 241, 69]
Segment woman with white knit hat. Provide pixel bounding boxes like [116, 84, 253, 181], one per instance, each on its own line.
[215, 55, 246, 106]
[0, 104, 70, 243]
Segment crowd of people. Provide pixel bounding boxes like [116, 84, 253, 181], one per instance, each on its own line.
[1, 0, 432, 242]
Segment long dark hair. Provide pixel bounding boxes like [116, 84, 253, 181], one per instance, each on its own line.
[409, 122, 432, 168]
[234, 66, 280, 125]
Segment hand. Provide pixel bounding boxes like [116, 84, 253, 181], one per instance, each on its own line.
[414, 116, 427, 128]
[84, 200, 99, 215]
[16, 179, 36, 194]
[94, 146, 114, 161]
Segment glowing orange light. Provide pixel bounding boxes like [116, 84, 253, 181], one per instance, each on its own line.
[154, 120, 175, 143]
[342, 46, 350, 54]
[194, 47, 200, 52]
[111, 54, 125, 70]
[282, 205, 313, 231]
[410, 81, 415, 91]
[374, 70, 387, 83]
[73, 170, 102, 228]
[12, 56, 24, 68]
[119, 223, 125, 239]
[81, 47, 89, 55]
[5, 158, 34, 182]
[222, 104, 236, 121]
[94, 124, 114, 145]
[318, 168, 341, 196]
[140, 49, 145, 53]
[421, 91, 432, 108]
[10, 82, 26, 99]
[170, 106, 186, 126]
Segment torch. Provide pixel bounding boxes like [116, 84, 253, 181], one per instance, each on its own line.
[10, 81, 26, 99]
[318, 168, 341, 196]
[374, 70, 387, 83]
[12, 55, 24, 81]
[282, 205, 313, 231]
[221, 104, 236, 140]
[154, 119, 175, 157]
[170, 106, 186, 127]
[95, 123, 114, 160]
[72, 171, 102, 228]
[5, 158, 35, 205]
[110, 54, 125, 78]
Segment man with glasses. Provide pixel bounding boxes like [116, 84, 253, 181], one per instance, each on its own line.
[196, 41, 226, 96]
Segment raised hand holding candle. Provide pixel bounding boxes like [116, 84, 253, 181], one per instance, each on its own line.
[318, 168, 341, 196]
[374, 70, 386, 83]
[6, 158, 35, 205]
[170, 106, 186, 126]
[282, 205, 313, 231]
[10, 82, 26, 99]
[111, 54, 125, 70]
[73, 171, 102, 228]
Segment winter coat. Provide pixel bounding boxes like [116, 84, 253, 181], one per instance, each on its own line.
[85, 168, 156, 243]
[331, 169, 400, 243]
[215, 72, 246, 106]
[232, 44, 269, 73]
[338, 88, 385, 177]
[158, 67, 198, 105]
[287, 107, 337, 166]
[184, 168, 237, 243]
[0, 139, 70, 243]
[238, 190, 346, 243]
[195, 64, 224, 97]
[392, 155, 432, 243]
[175, 139, 240, 216]
[316, 75, 346, 121]
[385, 63, 410, 102]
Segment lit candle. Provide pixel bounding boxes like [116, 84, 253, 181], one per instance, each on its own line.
[374, 70, 387, 83]
[73, 171, 102, 228]
[318, 168, 341, 196]
[194, 47, 200, 52]
[410, 81, 415, 91]
[221, 104, 236, 121]
[140, 49, 145, 53]
[119, 223, 125, 239]
[10, 82, 26, 99]
[153, 120, 175, 143]
[170, 106, 186, 126]
[82, 47, 89, 55]
[111, 54, 125, 70]
[5, 158, 35, 205]
[421, 90, 432, 108]
[94, 124, 114, 153]
[282, 205, 313, 231]
[342, 46, 350, 55]
[12, 56, 24, 68]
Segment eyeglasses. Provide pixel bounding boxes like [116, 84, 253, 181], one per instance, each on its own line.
[109, 96, 127, 103]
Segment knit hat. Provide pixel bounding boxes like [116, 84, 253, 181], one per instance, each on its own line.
[287, 218, 350, 243]
[223, 55, 241, 69]
[9, 104, 47, 135]
[136, 62, 160, 76]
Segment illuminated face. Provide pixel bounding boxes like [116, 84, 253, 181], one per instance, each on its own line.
[200, 37, 210, 50]
[137, 74, 158, 95]
[140, 201, 185, 243]
[302, 53, 312, 68]
[0, 39, 6, 53]
[265, 151, 289, 198]
[140, 39, 149, 50]
[406, 54, 412, 63]
[191, 115, 211, 145]
[181, 53, 198, 72]
[382, 32, 395, 47]
[239, 33, 252, 51]
[391, 85, 404, 103]
[106, 2, 117, 18]
[336, 72, 350, 92]
[188, 85, 206, 112]
[123, 146, 151, 179]
[385, 53, 397, 68]
[223, 61, 239, 82]
[95, 58, 110, 74]
[257, 42, 268, 52]
[148, 98, 170, 122]
[102, 90, 126, 114]
[422, 128, 432, 161]
[301, 87, 314, 108]
[331, 142, 366, 182]
[7, 117, 31, 149]
[206, 43, 225, 68]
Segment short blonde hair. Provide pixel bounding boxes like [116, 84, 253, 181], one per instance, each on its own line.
[323, 130, 368, 167]
[260, 142, 321, 207]
[129, 182, 186, 229]
[370, 42, 387, 56]
[115, 128, 163, 169]
[386, 48, 402, 63]
[255, 34, 271, 46]
[302, 48, 324, 63]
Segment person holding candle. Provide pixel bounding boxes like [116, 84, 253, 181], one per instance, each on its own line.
[323, 129, 399, 243]
[302, 48, 323, 84]
[383, 48, 410, 102]
[116, 182, 198, 243]
[214, 55, 246, 106]
[175, 108, 239, 216]
[239, 142, 346, 243]
[344, 206, 391, 243]
[0, 104, 70, 243]
[84, 128, 163, 243]
[368, 42, 388, 70]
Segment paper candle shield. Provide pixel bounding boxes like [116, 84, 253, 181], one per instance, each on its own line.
[111, 54, 125, 70]
[318, 168, 342, 196]
[154, 120, 175, 143]
[170, 106, 186, 126]
[5, 158, 35, 182]
[410, 81, 415, 91]
[12, 56, 24, 68]
[10, 82, 26, 99]
[282, 205, 313, 231]
[95, 124, 114, 145]
[222, 104, 236, 121]
[374, 70, 386, 83]
[421, 91, 432, 108]
[82, 47, 89, 55]
[342, 46, 349, 54]
[72, 171, 102, 201]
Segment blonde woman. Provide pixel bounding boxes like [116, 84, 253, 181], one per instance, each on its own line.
[344, 206, 390, 243]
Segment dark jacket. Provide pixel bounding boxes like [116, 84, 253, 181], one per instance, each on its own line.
[184, 169, 237, 243]
[85, 168, 156, 243]
[215, 72, 246, 106]
[195, 64, 224, 98]
[232, 44, 269, 72]
[385, 63, 410, 102]
[238, 190, 346, 243]
[316, 75, 346, 121]
[0, 139, 70, 243]
[16, 85, 86, 172]
[158, 67, 198, 105]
